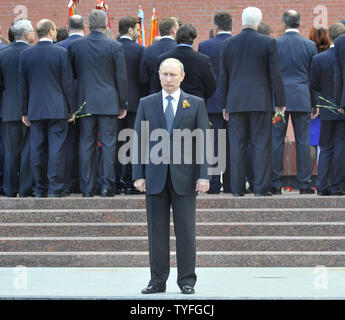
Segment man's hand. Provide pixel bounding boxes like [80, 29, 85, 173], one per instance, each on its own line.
[118, 109, 127, 119]
[22, 115, 30, 127]
[338, 108, 345, 115]
[134, 179, 146, 193]
[275, 106, 286, 114]
[223, 109, 229, 121]
[311, 107, 320, 120]
[195, 179, 210, 193]
[68, 113, 76, 123]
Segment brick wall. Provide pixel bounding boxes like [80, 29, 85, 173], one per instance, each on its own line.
[1, 0, 345, 46]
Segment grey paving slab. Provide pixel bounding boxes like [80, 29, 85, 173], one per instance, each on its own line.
[0, 267, 344, 300]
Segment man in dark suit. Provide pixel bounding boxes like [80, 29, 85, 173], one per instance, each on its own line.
[19, 19, 76, 197]
[117, 16, 144, 194]
[133, 58, 210, 295]
[221, 7, 286, 197]
[56, 15, 85, 195]
[198, 11, 232, 194]
[312, 23, 345, 195]
[0, 19, 35, 197]
[68, 10, 128, 197]
[271, 10, 318, 195]
[154, 23, 217, 100]
[139, 17, 179, 96]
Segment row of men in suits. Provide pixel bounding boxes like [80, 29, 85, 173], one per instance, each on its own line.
[1, 9, 345, 198]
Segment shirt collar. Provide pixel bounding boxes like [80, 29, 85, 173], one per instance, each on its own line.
[15, 40, 29, 44]
[285, 28, 300, 33]
[162, 88, 181, 102]
[330, 44, 335, 48]
[120, 35, 133, 41]
[177, 43, 193, 48]
[217, 31, 232, 35]
[39, 38, 53, 43]
[69, 32, 84, 37]
[161, 36, 174, 40]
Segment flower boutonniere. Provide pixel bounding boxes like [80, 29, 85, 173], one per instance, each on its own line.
[182, 100, 191, 109]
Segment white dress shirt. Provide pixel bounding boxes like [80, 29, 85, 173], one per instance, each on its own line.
[162, 88, 180, 117]
[285, 28, 300, 33]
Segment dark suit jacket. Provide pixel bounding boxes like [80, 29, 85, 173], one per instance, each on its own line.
[139, 37, 177, 96]
[118, 37, 144, 112]
[310, 47, 345, 121]
[154, 46, 217, 100]
[198, 33, 232, 113]
[68, 31, 128, 115]
[334, 33, 345, 107]
[276, 31, 317, 112]
[133, 90, 210, 195]
[19, 41, 75, 120]
[220, 28, 285, 113]
[0, 41, 31, 121]
[56, 34, 83, 49]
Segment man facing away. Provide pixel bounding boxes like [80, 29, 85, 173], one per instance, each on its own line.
[0, 19, 35, 197]
[221, 7, 286, 197]
[198, 11, 233, 194]
[271, 10, 318, 195]
[19, 19, 76, 197]
[133, 58, 210, 295]
[68, 9, 128, 197]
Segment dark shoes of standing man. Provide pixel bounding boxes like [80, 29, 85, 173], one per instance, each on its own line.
[141, 283, 195, 295]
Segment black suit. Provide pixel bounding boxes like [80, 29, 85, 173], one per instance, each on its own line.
[0, 41, 33, 197]
[139, 37, 177, 96]
[272, 31, 317, 191]
[117, 37, 144, 191]
[19, 40, 75, 196]
[68, 31, 128, 195]
[154, 45, 217, 100]
[133, 90, 210, 289]
[0, 42, 7, 194]
[220, 28, 285, 194]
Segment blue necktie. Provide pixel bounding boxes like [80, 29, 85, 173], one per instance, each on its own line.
[165, 95, 174, 133]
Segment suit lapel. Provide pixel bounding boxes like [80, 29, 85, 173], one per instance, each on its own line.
[172, 91, 187, 130]
[155, 91, 167, 130]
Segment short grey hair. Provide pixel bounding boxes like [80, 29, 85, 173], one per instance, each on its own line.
[12, 19, 33, 40]
[159, 58, 184, 75]
[242, 7, 262, 28]
[88, 9, 107, 31]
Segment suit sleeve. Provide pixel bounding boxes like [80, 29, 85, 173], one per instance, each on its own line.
[114, 43, 128, 109]
[132, 100, 146, 181]
[61, 50, 76, 113]
[196, 99, 211, 180]
[18, 53, 28, 116]
[334, 44, 343, 107]
[152, 55, 163, 94]
[203, 57, 218, 100]
[309, 56, 321, 107]
[309, 44, 319, 108]
[219, 40, 230, 110]
[139, 49, 150, 96]
[268, 38, 286, 107]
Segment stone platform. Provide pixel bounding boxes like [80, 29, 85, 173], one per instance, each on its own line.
[0, 192, 344, 267]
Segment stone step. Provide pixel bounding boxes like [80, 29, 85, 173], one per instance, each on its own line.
[1, 208, 345, 223]
[0, 236, 344, 252]
[0, 222, 344, 237]
[0, 251, 344, 267]
[2, 195, 345, 209]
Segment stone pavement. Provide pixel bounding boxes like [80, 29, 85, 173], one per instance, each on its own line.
[0, 267, 344, 300]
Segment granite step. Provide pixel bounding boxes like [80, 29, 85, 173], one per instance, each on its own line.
[2, 195, 345, 209]
[1, 208, 345, 223]
[0, 222, 344, 237]
[0, 236, 344, 252]
[0, 251, 344, 267]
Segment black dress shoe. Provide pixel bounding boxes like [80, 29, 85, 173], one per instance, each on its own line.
[255, 191, 273, 197]
[48, 191, 66, 198]
[82, 192, 93, 197]
[233, 193, 244, 197]
[141, 284, 166, 294]
[101, 189, 115, 197]
[317, 190, 330, 196]
[35, 192, 48, 198]
[269, 187, 282, 195]
[125, 187, 142, 195]
[300, 187, 315, 194]
[181, 284, 195, 294]
[19, 191, 34, 198]
[207, 190, 220, 194]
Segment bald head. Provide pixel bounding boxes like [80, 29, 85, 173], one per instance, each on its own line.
[68, 15, 85, 33]
[36, 19, 56, 39]
[282, 10, 300, 29]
